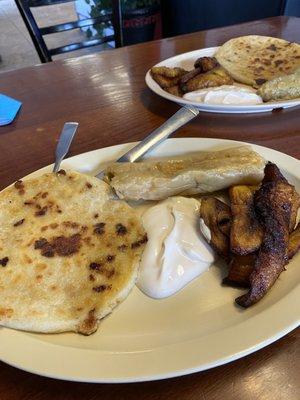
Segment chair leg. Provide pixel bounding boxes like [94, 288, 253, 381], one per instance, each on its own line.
[111, 0, 123, 47]
[14, 0, 52, 62]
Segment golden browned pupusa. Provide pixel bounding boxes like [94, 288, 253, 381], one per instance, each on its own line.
[215, 35, 300, 87]
[0, 170, 146, 335]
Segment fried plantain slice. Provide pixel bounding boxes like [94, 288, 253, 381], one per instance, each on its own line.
[165, 85, 183, 97]
[150, 67, 188, 89]
[288, 224, 300, 259]
[289, 192, 300, 232]
[200, 197, 231, 259]
[224, 225, 300, 289]
[151, 74, 177, 89]
[236, 163, 298, 308]
[223, 254, 256, 288]
[194, 56, 219, 71]
[179, 67, 202, 86]
[179, 58, 220, 91]
[229, 185, 263, 255]
[181, 66, 233, 93]
[151, 66, 187, 78]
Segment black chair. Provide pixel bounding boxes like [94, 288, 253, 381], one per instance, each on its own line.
[14, 0, 123, 63]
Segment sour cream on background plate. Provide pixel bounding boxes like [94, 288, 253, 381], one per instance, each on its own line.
[183, 85, 263, 105]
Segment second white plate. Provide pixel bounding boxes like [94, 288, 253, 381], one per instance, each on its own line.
[145, 47, 300, 113]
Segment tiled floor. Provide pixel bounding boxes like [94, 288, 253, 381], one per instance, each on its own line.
[0, 0, 39, 71]
[0, 0, 109, 73]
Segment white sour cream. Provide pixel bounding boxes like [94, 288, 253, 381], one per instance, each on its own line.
[183, 85, 263, 105]
[137, 197, 215, 299]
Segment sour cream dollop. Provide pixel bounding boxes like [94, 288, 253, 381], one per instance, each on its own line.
[183, 85, 263, 105]
[137, 197, 215, 299]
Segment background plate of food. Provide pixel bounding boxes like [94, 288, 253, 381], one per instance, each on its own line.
[145, 36, 300, 113]
[0, 138, 299, 383]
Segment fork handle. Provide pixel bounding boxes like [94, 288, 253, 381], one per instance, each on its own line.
[53, 122, 79, 172]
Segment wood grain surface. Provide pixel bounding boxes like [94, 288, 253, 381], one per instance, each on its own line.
[0, 16, 299, 400]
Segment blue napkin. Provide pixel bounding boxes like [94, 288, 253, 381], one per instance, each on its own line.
[0, 94, 22, 126]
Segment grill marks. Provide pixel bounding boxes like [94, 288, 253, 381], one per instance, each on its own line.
[89, 262, 102, 271]
[0, 170, 148, 336]
[89, 260, 115, 280]
[23, 192, 62, 217]
[34, 234, 82, 258]
[23, 197, 147, 275]
[115, 223, 127, 236]
[35, 206, 48, 216]
[86, 224, 148, 293]
[63, 221, 79, 229]
[92, 285, 112, 293]
[14, 177, 146, 294]
[131, 234, 147, 249]
[93, 222, 105, 235]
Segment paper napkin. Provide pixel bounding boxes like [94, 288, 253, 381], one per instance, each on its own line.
[0, 94, 22, 126]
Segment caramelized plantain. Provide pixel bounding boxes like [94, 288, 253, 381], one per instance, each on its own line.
[288, 223, 300, 259]
[181, 66, 233, 93]
[179, 67, 202, 86]
[150, 66, 187, 89]
[200, 197, 231, 259]
[289, 192, 300, 232]
[229, 185, 263, 255]
[224, 225, 300, 290]
[236, 163, 298, 308]
[151, 66, 187, 78]
[223, 254, 256, 288]
[179, 58, 219, 88]
[194, 56, 219, 71]
[165, 85, 183, 97]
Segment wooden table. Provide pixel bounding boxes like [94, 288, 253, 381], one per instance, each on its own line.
[0, 15, 299, 400]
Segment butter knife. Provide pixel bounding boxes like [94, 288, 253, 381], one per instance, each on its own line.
[95, 105, 199, 178]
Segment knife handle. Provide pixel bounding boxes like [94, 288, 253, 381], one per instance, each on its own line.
[117, 106, 199, 163]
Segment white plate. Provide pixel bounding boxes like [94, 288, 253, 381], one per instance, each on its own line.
[0, 138, 299, 383]
[145, 47, 300, 114]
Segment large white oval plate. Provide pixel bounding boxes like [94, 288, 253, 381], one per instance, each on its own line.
[145, 47, 300, 114]
[0, 138, 299, 383]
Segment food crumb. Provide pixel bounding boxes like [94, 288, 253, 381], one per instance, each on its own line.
[0, 257, 9, 267]
[13, 218, 25, 227]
